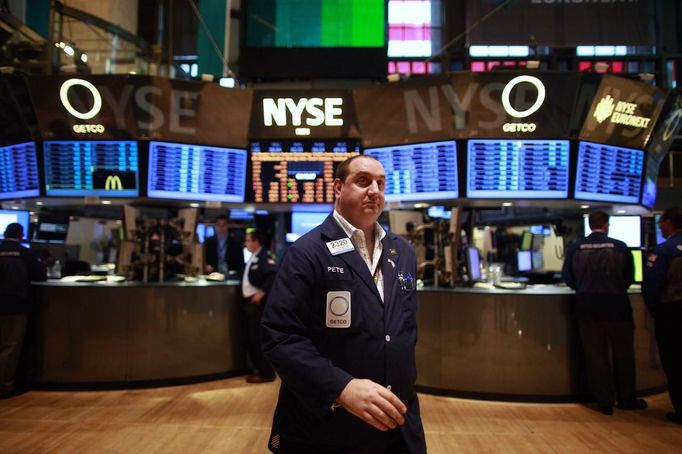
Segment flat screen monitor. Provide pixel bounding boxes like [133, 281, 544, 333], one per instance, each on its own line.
[0, 142, 40, 200]
[520, 231, 533, 251]
[641, 155, 659, 210]
[288, 211, 328, 242]
[195, 224, 216, 244]
[574, 141, 644, 204]
[466, 139, 570, 198]
[229, 209, 254, 221]
[241, 0, 386, 79]
[44, 141, 139, 197]
[34, 214, 69, 243]
[654, 214, 666, 245]
[427, 206, 452, 220]
[531, 251, 544, 271]
[517, 250, 532, 272]
[0, 209, 30, 240]
[363, 140, 459, 202]
[147, 141, 247, 202]
[247, 139, 360, 203]
[529, 225, 551, 236]
[583, 215, 641, 248]
[631, 249, 643, 283]
[466, 246, 482, 282]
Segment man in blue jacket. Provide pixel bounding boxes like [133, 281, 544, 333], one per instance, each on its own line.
[643, 207, 682, 425]
[262, 155, 426, 453]
[562, 211, 646, 415]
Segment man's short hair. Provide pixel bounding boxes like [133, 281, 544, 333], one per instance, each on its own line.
[588, 211, 609, 230]
[215, 214, 229, 223]
[3, 222, 23, 239]
[661, 207, 682, 229]
[334, 155, 381, 182]
[247, 229, 266, 245]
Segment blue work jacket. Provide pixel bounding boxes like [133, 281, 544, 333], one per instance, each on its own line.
[262, 214, 426, 453]
[643, 231, 682, 315]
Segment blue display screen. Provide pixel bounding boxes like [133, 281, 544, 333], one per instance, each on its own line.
[288, 211, 328, 242]
[0, 142, 40, 200]
[640, 155, 658, 209]
[574, 141, 644, 204]
[44, 141, 139, 197]
[363, 140, 459, 202]
[467, 140, 570, 198]
[148, 141, 247, 202]
[0, 209, 30, 240]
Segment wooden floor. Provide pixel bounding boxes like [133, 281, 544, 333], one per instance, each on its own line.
[1, 378, 681, 453]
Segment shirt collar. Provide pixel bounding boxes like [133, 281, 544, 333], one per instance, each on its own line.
[332, 209, 386, 242]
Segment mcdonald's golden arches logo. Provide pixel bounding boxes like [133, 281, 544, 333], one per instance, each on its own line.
[104, 175, 123, 191]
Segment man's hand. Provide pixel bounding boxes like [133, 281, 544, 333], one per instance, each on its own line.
[336, 379, 407, 431]
[250, 291, 265, 305]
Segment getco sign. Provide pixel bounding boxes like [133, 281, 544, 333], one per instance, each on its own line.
[60, 78, 106, 134]
[501, 75, 546, 133]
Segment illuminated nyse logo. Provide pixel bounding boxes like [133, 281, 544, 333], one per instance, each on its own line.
[592, 94, 652, 129]
[501, 75, 546, 133]
[60, 78, 106, 134]
[104, 175, 123, 191]
[263, 97, 343, 136]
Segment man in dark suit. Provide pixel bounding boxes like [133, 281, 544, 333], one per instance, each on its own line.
[204, 214, 243, 278]
[262, 156, 426, 453]
[0, 223, 47, 397]
[242, 230, 277, 384]
[562, 211, 646, 416]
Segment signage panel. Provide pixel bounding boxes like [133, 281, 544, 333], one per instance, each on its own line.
[580, 75, 666, 149]
[249, 90, 358, 139]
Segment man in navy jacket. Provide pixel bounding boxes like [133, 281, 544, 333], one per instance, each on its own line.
[262, 155, 426, 453]
[562, 211, 645, 416]
[643, 207, 682, 425]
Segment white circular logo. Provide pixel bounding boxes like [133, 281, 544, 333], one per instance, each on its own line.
[329, 296, 349, 316]
[501, 75, 546, 119]
[59, 78, 103, 120]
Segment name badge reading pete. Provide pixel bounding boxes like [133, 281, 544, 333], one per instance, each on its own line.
[326, 291, 351, 328]
[326, 238, 355, 256]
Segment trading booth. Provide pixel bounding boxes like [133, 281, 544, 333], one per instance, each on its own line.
[0, 72, 678, 399]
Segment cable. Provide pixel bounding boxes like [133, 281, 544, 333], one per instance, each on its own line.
[185, 0, 233, 77]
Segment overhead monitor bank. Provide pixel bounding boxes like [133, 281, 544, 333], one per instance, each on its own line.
[1, 73, 677, 208]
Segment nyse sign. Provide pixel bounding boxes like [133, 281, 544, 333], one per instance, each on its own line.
[262, 97, 343, 136]
[58, 77, 200, 136]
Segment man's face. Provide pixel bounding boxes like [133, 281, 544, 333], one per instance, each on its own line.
[244, 234, 260, 253]
[334, 157, 386, 229]
[661, 218, 673, 239]
[215, 219, 229, 236]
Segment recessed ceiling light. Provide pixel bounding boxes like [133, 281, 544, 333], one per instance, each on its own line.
[190, 203, 200, 208]
[502, 202, 513, 207]
[102, 200, 112, 205]
[580, 205, 590, 209]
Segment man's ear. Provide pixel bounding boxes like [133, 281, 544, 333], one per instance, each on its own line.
[333, 178, 343, 198]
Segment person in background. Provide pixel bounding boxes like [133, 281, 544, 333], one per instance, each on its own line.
[242, 229, 277, 384]
[204, 214, 243, 277]
[262, 155, 426, 453]
[562, 211, 646, 415]
[642, 207, 682, 425]
[0, 223, 47, 398]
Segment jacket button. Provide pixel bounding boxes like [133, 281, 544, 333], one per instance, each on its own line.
[387, 385, 392, 391]
[385, 334, 391, 342]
